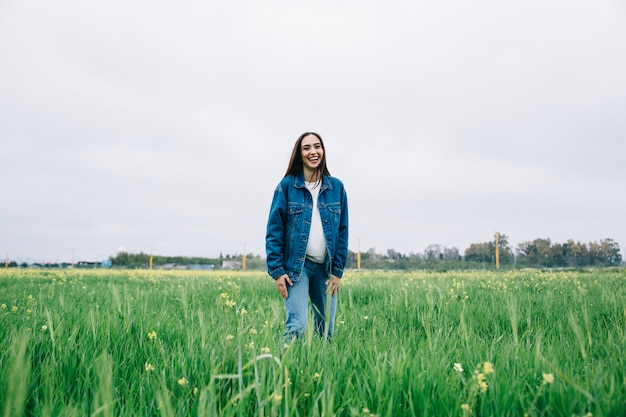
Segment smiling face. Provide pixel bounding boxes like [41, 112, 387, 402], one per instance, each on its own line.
[284, 132, 330, 180]
[300, 134, 324, 179]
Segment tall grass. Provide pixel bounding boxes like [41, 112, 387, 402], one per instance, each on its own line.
[0, 268, 624, 416]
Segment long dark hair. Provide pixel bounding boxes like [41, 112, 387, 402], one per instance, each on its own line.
[284, 132, 331, 179]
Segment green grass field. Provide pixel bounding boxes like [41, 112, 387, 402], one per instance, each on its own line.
[1, 268, 625, 416]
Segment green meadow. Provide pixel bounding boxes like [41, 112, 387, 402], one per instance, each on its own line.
[1, 268, 625, 416]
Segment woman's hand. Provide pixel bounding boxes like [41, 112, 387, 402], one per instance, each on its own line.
[275, 274, 293, 299]
[325, 275, 341, 295]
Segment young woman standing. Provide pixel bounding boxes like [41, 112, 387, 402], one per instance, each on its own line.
[265, 132, 349, 342]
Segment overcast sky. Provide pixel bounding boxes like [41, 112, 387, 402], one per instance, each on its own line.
[1, 1, 625, 263]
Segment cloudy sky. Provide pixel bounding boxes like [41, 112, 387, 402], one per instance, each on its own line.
[1, 1, 625, 263]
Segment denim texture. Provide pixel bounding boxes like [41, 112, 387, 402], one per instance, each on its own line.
[265, 173, 349, 281]
[282, 258, 337, 342]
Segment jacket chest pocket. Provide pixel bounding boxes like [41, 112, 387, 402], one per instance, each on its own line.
[326, 204, 341, 228]
[287, 203, 304, 230]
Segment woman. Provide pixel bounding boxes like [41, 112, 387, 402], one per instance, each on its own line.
[266, 132, 349, 342]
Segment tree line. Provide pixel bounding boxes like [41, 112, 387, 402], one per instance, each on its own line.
[105, 235, 622, 270]
[108, 252, 221, 269]
[353, 235, 622, 270]
[463, 235, 622, 268]
[107, 252, 266, 270]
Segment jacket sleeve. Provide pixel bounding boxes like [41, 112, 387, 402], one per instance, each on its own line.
[332, 184, 349, 278]
[265, 181, 288, 279]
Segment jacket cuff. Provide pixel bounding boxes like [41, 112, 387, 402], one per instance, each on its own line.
[331, 267, 344, 278]
[269, 267, 287, 279]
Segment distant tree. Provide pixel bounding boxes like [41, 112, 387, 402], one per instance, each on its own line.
[408, 252, 423, 261]
[517, 238, 551, 266]
[565, 240, 589, 266]
[601, 238, 622, 266]
[464, 242, 492, 264]
[549, 243, 567, 267]
[589, 238, 622, 266]
[443, 246, 461, 261]
[516, 241, 531, 265]
[363, 247, 382, 262]
[424, 244, 442, 261]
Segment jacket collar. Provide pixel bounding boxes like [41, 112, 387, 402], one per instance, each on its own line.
[294, 172, 331, 191]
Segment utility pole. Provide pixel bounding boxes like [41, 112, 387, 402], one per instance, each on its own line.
[357, 238, 361, 270]
[242, 242, 247, 271]
[495, 231, 500, 269]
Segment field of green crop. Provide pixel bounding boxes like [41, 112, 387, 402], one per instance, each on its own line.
[1, 268, 625, 416]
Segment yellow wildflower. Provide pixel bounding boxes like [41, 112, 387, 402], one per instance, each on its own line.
[261, 346, 270, 354]
[461, 403, 471, 412]
[482, 361, 494, 375]
[178, 377, 188, 386]
[249, 328, 257, 335]
[248, 341, 255, 349]
[477, 373, 488, 393]
[26, 309, 32, 314]
[147, 330, 157, 340]
[28, 295, 34, 302]
[145, 363, 155, 372]
[225, 299, 236, 308]
[240, 307, 247, 315]
[312, 372, 321, 380]
[225, 334, 234, 341]
[193, 387, 198, 395]
[12, 306, 18, 312]
[220, 292, 229, 299]
[542, 373, 554, 385]
[0, 304, 6, 309]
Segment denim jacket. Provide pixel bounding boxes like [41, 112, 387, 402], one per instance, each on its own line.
[266, 173, 349, 281]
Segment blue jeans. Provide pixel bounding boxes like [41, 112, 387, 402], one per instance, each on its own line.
[283, 258, 337, 342]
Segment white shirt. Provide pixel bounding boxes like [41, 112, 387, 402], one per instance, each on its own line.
[305, 181, 328, 263]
